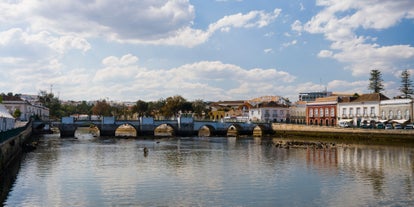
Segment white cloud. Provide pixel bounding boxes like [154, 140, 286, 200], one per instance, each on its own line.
[291, 20, 303, 34]
[318, 50, 333, 58]
[281, 40, 297, 48]
[0, 0, 281, 48]
[60, 56, 297, 101]
[303, 0, 414, 76]
[264, 48, 273, 54]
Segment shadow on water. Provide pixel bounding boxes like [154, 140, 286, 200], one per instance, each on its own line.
[0, 154, 23, 205]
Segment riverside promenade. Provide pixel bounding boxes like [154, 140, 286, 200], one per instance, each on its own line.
[272, 123, 414, 142]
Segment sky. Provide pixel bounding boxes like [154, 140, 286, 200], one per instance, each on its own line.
[0, 0, 413, 102]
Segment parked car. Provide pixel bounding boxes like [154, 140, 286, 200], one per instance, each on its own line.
[404, 124, 414, 129]
[394, 124, 403, 129]
[376, 123, 385, 129]
[385, 124, 393, 130]
[339, 121, 351, 128]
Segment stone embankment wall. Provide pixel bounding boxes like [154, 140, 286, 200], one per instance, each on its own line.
[0, 126, 32, 174]
[272, 123, 414, 141]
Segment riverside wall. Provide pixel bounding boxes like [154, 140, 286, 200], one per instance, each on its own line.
[0, 124, 33, 174]
[272, 123, 414, 143]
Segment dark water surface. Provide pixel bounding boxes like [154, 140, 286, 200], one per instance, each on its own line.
[3, 133, 414, 206]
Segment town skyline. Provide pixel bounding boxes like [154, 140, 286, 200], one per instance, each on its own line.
[0, 1, 413, 102]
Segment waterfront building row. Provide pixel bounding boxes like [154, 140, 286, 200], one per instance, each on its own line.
[1, 95, 49, 121]
[301, 93, 414, 127]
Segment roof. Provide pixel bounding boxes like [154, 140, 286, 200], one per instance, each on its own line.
[353, 93, 389, 102]
[340, 93, 389, 103]
[255, 101, 288, 108]
[1, 95, 24, 102]
[314, 96, 339, 102]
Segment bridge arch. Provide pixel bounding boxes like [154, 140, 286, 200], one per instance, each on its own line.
[154, 123, 176, 137]
[198, 125, 216, 137]
[74, 125, 100, 138]
[252, 125, 265, 137]
[227, 124, 242, 137]
[115, 123, 137, 137]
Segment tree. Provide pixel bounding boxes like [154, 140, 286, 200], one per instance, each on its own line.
[133, 100, 149, 117]
[399, 69, 413, 99]
[161, 95, 187, 118]
[192, 99, 206, 119]
[368, 69, 384, 93]
[13, 109, 21, 119]
[38, 90, 62, 119]
[92, 100, 112, 116]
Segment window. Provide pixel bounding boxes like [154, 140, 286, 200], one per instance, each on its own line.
[320, 108, 324, 117]
[309, 109, 313, 117]
[342, 108, 347, 117]
[363, 107, 367, 117]
[349, 108, 354, 117]
[356, 107, 361, 116]
[370, 107, 375, 117]
[389, 110, 393, 119]
[397, 110, 402, 119]
[325, 108, 329, 117]
[405, 110, 410, 120]
[330, 108, 335, 117]
[315, 108, 318, 117]
[382, 110, 385, 119]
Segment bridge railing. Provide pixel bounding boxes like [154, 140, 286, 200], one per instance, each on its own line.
[0, 121, 31, 144]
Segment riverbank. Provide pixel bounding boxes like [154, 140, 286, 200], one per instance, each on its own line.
[272, 123, 414, 144]
[0, 122, 34, 175]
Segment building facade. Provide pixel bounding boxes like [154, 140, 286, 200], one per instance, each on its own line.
[249, 101, 289, 122]
[380, 99, 413, 123]
[337, 93, 389, 126]
[288, 101, 306, 124]
[299, 91, 332, 102]
[306, 96, 338, 126]
[1, 95, 49, 121]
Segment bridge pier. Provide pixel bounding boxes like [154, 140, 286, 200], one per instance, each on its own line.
[176, 117, 195, 136]
[59, 124, 77, 138]
[139, 117, 155, 136]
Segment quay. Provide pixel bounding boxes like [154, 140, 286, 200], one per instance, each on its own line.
[272, 123, 414, 143]
[0, 121, 33, 174]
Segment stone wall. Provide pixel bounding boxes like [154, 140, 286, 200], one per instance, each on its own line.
[0, 125, 32, 174]
[272, 123, 414, 135]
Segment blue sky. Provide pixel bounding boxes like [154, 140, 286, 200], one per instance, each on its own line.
[0, 0, 413, 102]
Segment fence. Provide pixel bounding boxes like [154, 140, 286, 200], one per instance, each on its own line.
[0, 121, 31, 144]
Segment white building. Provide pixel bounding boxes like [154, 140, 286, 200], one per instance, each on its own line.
[249, 101, 289, 122]
[380, 99, 413, 124]
[337, 93, 389, 126]
[2, 95, 49, 121]
[0, 104, 15, 131]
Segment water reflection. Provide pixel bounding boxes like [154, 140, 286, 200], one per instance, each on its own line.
[3, 135, 414, 206]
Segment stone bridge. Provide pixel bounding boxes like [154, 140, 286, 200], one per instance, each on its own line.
[37, 116, 273, 138]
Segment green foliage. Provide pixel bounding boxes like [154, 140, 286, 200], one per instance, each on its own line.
[38, 90, 62, 119]
[13, 108, 21, 119]
[92, 99, 112, 116]
[133, 100, 149, 116]
[161, 95, 188, 117]
[368, 69, 384, 93]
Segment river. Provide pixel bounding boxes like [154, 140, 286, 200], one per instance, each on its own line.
[2, 131, 414, 206]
